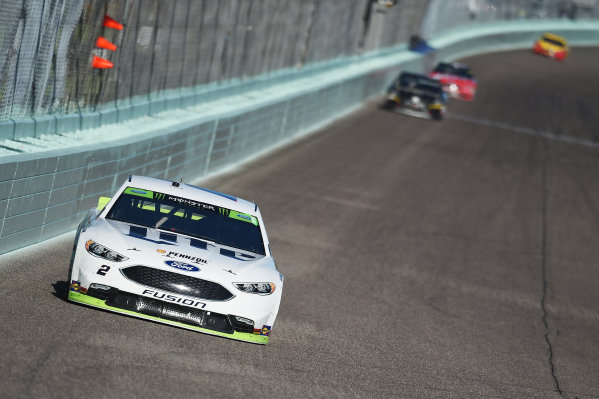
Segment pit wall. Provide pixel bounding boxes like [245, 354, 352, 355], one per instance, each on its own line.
[1, 20, 599, 255]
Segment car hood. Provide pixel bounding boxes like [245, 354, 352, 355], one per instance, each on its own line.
[538, 40, 566, 52]
[83, 218, 276, 281]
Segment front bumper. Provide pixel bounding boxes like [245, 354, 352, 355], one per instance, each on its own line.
[396, 107, 432, 119]
[394, 104, 444, 120]
[533, 45, 566, 60]
[68, 287, 270, 344]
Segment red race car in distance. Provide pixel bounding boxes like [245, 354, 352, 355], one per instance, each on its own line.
[429, 62, 477, 101]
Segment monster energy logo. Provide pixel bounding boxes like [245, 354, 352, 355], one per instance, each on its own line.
[126, 187, 257, 224]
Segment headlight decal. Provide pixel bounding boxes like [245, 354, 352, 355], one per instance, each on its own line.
[233, 282, 276, 295]
[85, 240, 128, 262]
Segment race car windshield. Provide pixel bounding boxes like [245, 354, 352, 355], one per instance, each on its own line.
[542, 37, 564, 47]
[106, 187, 265, 255]
[398, 74, 442, 89]
[433, 64, 472, 78]
[402, 83, 444, 98]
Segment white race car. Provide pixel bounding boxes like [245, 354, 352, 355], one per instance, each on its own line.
[67, 175, 283, 344]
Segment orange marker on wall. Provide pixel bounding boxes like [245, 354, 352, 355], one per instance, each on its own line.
[103, 15, 123, 30]
[95, 36, 117, 51]
[91, 55, 114, 69]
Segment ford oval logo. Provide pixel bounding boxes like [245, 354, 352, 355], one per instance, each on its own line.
[164, 260, 200, 272]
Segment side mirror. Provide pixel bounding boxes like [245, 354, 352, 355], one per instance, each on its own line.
[97, 197, 111, 211]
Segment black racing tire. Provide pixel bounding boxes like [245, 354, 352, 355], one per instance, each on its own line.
[382, 99, 397, 110]
[66, 239, 78, 300]
[430, 109, 443, 121]
[66, 220, 85, 300]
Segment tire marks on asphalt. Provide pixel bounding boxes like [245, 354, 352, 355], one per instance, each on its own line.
[447, 113, 599, 149]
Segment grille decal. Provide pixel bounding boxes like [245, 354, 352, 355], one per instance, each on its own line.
[121, 266, 234, 301]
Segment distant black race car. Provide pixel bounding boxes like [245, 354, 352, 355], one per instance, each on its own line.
[383, 72, 447, 121]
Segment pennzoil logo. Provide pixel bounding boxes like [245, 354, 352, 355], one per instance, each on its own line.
[157, 249, 207, 265]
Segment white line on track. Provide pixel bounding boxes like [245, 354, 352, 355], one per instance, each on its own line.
[447, 113, 599, 149]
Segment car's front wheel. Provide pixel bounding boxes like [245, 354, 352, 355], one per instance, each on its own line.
[430, 109, 443, 121]
[66, 230, 83, 300]
[382, 99, 397, 110]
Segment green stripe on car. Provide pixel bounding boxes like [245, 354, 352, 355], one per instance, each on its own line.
[124, 187, 154, 199]
[228, 211, 259, 226]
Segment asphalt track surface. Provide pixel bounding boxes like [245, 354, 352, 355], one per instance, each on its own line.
[1, 48, 599, 398]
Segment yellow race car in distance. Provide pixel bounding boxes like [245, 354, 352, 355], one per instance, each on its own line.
[533, 33, 569, 61]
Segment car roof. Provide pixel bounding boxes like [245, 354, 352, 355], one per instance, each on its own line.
[542, 33, 567, 43]
[399, 72, 442, 88]
[125, 175, 257, 214]
[400, 71, 427, 79]
[437, 61, 468, 69]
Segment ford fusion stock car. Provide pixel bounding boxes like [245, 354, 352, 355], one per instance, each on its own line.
[429, 62, 477, 101]
[383, 72, 447, 120]
[67, 175, 283, 344]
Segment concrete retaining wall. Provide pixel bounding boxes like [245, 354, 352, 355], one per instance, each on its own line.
[1, 20, 599, 255]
